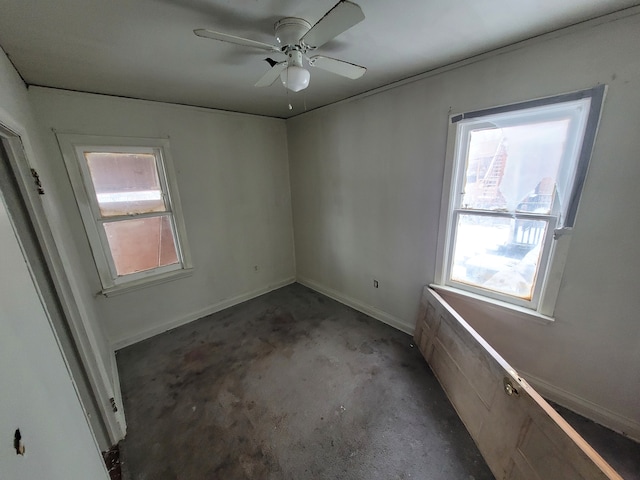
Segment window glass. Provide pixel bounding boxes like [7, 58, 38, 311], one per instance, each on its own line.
[442, 87, 604, 311]
[450, 214, 547, 300]
[58, 134, 191, 292]
[103, 216, 178, 276]
[85, 152, 165, 216]
[461, 120, 570, 214]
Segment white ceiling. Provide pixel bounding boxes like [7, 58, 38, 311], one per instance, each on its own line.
[0, 0, 637, 118]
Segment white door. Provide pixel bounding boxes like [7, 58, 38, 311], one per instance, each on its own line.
[414, 287, 622, 480]
[0, 193, 109, 479]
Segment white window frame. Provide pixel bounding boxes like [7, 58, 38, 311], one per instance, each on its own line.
[434, 86, 606, 318]
[57, 134, 192, 296]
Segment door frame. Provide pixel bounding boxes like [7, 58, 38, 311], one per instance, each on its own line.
[0, 120, 125, 446]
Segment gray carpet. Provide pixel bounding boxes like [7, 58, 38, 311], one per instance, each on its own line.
[551, 403, 640, 480]
[117, 283, 494, 479]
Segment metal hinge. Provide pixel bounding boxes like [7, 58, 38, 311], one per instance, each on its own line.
[109, 397, 118, 413]
[30, 168, 45, 195]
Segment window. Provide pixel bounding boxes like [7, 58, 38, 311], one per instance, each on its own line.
[58, 135, 192, 294]
[436, 86, 605, 315]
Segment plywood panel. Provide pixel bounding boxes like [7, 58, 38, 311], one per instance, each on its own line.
[475, 377, 528, 477]
[517, 419, 582, 480]
[414, 287, 623, 480]
[435, 319, 497, 408]
[430, 341, 487, 438]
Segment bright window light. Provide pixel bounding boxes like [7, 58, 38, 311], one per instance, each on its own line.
[440, 87, 605, 312]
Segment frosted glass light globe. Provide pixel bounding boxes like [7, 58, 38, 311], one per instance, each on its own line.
[280, 66, 310, 92]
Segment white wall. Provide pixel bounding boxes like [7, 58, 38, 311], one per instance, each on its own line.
[0, 47, 118, 446]
[0, 55, 113, 378]
[29, 88, 295, 348]
[287, 12, 640, 438]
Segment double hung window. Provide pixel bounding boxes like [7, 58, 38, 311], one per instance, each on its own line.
[58, 135, 191, 294]
[438, 86, 605, 314]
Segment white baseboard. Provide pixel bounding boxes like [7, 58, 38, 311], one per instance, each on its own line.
[297, 276, 415, 335]
[111, 277, 296, 350]
[520, 369, 640, 443]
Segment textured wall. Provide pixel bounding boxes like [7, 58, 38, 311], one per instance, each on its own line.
[287, 13, 640, 437]
[29, 87, 296, 347]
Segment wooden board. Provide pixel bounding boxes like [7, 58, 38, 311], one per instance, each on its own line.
[414, 287, 623, 480]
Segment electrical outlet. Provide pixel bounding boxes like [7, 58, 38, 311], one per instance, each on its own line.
[373, 279, 379, 288]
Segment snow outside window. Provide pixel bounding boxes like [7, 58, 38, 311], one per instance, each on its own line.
[438, 86, 605, 313]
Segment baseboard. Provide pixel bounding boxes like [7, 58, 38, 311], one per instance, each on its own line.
[520, 369, 640, 443]
[111, 277, 296, 350]
[297, 276, 415, 335]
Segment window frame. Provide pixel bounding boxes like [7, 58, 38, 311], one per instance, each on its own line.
[57, 134, 192, 295]
[445, 210, 556, 309]
[434, 86, 606, 318]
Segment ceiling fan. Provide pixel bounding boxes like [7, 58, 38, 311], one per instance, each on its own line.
[194, 0, 366, 93]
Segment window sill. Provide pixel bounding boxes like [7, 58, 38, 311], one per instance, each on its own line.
[100, 267, 194, 297]
[429, 284, 555, 325]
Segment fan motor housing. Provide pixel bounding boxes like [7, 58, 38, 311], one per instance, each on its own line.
[274, 18, 311, 47]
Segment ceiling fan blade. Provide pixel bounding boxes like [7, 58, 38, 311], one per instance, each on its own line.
[255, 63, 287, 87]
[301, 1, 365, 49]
[308, 55, 366, 79]
[194, 29, 279, 52]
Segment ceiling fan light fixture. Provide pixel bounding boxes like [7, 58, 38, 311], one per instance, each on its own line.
[280, 65, 310, 92]
[195, 0, 367, 96]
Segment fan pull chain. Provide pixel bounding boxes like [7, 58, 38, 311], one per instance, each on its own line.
[286, 68, 293, 110]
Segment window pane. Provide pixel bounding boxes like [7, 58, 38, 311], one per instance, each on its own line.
[85, 152, 166, 217]
[103, 216, 179, 276]
[461, 120, 570, 213]
[450, 214, 547, 300]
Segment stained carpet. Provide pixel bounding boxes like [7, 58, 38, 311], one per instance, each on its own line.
[117, 283, 494, 479]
